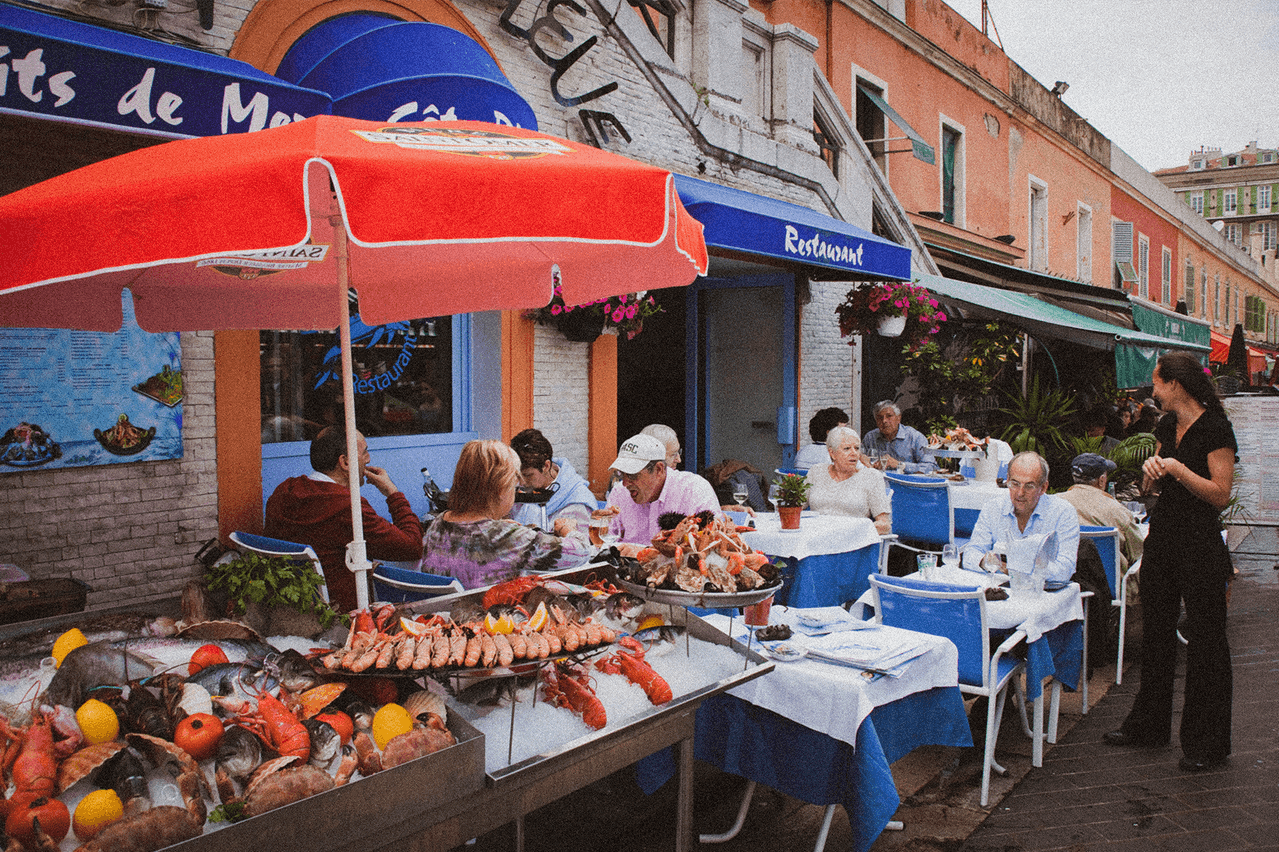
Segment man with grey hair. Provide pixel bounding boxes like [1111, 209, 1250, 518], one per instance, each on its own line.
[964, 451, 1080, 583]
[1059, 452, 1143, 572]
[861, 401, 935, 473]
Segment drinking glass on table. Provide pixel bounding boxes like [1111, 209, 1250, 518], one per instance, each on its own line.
[941, 543, 960, 570]
[600, 523, 621, 549]
[731, 483, 749, 507]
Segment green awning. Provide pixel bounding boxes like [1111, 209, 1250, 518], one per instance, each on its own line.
[916, 274, 1210, 388]
[856, 84, 935, 165]
[1128, 297, 1212, 348]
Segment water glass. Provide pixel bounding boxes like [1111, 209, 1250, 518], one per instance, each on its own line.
[941, 543, 960, 569]
[732, 485, 749, 506]
[916, 552, 937, 580]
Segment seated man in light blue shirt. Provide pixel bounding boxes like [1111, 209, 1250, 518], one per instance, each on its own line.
[964, 451, 1080, 584]
[861, 401, 935, 474]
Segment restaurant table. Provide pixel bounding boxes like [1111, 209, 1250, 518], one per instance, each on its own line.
[637, 605, 972, 852]
[852, 565, 1084, 768]
[743, 513, 885, 608]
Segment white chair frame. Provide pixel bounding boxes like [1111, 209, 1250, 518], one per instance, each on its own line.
[868, 574, 1027, 807]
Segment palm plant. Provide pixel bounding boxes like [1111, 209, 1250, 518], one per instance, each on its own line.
[997, 375, 1076, 456]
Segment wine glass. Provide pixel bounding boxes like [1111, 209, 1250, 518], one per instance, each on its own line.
[941, 543, 960, 570]
[600, 523, 621, 549]
[731, 484, 749, 507]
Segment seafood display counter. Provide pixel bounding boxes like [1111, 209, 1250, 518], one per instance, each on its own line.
[0, 568, 770, 852]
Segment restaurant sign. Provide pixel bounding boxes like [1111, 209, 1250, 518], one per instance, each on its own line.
[0, 5, 330, 138]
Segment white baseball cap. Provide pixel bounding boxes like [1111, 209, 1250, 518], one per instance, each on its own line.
[610, 433, 667, 475]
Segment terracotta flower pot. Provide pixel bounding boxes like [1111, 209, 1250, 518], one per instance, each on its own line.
[778, 506, 802, 530]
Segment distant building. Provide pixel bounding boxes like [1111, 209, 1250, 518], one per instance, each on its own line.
[1156, 142, 1279, 342]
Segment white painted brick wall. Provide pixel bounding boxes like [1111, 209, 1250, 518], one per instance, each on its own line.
[0, 332, 218, 610]
[530, 323, 592, 474]
[799, 281, 855, 430]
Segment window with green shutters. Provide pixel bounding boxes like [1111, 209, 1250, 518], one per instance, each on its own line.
[1185, 259, 1195, 313]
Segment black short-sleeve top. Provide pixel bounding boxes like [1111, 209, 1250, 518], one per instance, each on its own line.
[1149, 409, 1237, 540]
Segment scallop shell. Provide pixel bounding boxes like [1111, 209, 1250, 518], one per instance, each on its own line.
[176, 620, 263, 642]
[58, 741, 127, 792]
[401, 689, 446, 725]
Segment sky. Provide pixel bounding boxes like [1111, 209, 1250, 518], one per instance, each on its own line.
[944, 0, 1279, 173]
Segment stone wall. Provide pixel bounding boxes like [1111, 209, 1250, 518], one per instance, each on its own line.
[0, 332, 218, 610]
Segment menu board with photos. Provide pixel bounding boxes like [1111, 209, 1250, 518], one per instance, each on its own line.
[1223, 396, 1279, 525]
[0, 295, 183, 472]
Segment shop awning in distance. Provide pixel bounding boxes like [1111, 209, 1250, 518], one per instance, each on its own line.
[0, 5, 331, 138]
[274, 15, 537, 129]
[916, 274, 1210, 388]
[673, 175, 912, 280]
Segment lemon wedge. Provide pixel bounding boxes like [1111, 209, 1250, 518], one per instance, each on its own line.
[527, 601, 549, 632]
[400, 617, 429, 637]
[484, 612, 515, 634]
[636, 614, 665, 632]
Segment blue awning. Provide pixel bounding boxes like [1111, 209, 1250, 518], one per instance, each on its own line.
[0, 5, 331, 138]
[673, 175, 911, 280]
[275, 15, 537, 129]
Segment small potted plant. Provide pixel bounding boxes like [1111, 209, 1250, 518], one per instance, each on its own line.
[836, 280, 946, 347]
[771, 472, 810, 530]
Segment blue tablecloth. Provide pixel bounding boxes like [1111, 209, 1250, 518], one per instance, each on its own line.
[773, 544, 881, 609]
[1011, 619, 1083, 702]
[637, 686, 971, 852]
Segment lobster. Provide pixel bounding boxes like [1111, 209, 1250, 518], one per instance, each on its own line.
[596, 637, 673, 705]
[542, 662, 606, 730]
[228, 690, 311, 760]
[1, 706, 82, 798]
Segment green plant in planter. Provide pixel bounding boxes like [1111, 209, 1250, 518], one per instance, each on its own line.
[998, 375, 1077, 456]
[205, 552, 345, 631]
[771, 473, 811, 508]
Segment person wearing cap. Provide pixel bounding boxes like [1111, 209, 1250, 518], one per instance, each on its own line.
[605, 433, 720, 545]
[1058, 452, 1144, 572]
[963, 451, 1080, 583]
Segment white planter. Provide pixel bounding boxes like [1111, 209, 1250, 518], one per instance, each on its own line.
[877, 314, 906, 337]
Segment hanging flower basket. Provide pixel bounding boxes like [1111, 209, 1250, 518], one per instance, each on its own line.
[836, 280, 946, 349]
[877, 314, 907, 337]
[524, 271, 663, 342]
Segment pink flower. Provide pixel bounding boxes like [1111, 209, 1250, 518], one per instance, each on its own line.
[936, 312, 947, 322]
[929, 299, 938, 307]
[612, 308, 625, 323]
[550, 304, 562, 315]
[626, 304, 638, 319]
[619, 293, 629, 303]
[563, 305, 574, 313]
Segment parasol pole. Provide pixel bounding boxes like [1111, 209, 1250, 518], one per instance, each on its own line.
[333, 214, 371, 611]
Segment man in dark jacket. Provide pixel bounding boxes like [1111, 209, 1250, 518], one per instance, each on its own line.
[265, 426, 422, 612]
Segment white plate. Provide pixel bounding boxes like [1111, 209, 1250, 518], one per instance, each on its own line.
[760, 640, 807, 662]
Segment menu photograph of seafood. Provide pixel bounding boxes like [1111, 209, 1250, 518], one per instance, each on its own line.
[0, 564, 770, 852]
[0, 294, 183, 473]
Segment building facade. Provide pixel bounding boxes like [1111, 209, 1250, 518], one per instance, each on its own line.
[0, 0, 928, 607]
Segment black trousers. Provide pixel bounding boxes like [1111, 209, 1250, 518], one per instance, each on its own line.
[1121, 532, 1233, 761]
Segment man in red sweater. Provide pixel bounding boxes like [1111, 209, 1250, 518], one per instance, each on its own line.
[265, 426, 422, 612]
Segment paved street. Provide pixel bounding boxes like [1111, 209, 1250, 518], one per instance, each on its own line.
[469, 526, 1279, 852]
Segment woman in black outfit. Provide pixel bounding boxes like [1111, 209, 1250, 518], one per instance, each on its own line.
[1104, 352, 1236, 772]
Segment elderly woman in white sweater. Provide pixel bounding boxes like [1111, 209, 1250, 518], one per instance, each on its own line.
[804, 425, 891, 534]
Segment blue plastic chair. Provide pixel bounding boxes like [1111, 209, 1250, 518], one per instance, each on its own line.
[229, 531, 329, 604]
[1079, 524, 1131, 684]
[869, 573, 1027, 806]
[370, 563, 464, 603]
[885, 472, 962, 557]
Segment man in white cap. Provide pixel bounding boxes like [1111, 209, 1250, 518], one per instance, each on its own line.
[605, 433, 720, 545]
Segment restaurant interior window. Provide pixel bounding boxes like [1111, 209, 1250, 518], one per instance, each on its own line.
[260, 295, 453, 444]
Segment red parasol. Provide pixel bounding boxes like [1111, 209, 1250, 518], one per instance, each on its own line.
[0, 115, 708, 608]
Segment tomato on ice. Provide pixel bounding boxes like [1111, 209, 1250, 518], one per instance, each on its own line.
[188, 643, 229, 675]
[314, 710, 354, 746]
[6, 796, 70, 845]
[174, 713, 225, 760]
[351, 676, 398, 706]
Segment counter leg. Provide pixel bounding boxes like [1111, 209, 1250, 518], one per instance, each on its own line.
[675, 735, 695, 852]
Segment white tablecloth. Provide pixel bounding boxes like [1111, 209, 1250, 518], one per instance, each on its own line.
[852, 564, 1084, 643]
[744, 514, 881, 560]
[703, 606, 959, 749]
